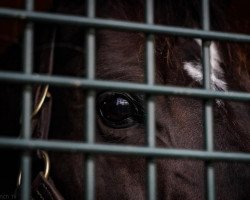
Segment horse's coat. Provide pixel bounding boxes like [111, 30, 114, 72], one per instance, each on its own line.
[1, 0, 250, 200]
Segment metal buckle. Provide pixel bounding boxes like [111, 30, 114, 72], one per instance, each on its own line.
[32, 85, 51, 118]
[17, 150, 50, 186]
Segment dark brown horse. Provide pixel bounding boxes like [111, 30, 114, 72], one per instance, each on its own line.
[1, 0, 250, 199]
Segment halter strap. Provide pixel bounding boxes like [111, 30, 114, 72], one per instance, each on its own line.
[31, 29, 65, 200]
[17, 29, 65, 200]
[32, 27, 55, 140]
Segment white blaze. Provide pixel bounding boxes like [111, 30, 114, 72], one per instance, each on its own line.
[183, 41, 227, 91]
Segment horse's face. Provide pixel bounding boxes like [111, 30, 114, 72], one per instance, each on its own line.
[43, 1, 250, 199]
[50, 31, 205, 200]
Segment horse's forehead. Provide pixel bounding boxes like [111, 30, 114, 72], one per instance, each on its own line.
[96, 30, 201, 84]
[96, 30, 227, 97]
[96, 30, 145, 82]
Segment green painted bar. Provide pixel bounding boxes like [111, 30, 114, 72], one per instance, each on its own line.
[202, 1, 216, 200]
[0, 8, 250, 42]
[1, 138, 250, 162]
[145, 0, 156, 200]
[0, 1, 250, 200]
[20, 0, 34, 199]
[0, 72, 250, 101]
[84, 0, 96, 200]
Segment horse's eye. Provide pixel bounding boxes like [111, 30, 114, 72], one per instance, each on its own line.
[97, 92, 142, 128]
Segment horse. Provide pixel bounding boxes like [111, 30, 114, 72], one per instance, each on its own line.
[0, 0, 250, 199]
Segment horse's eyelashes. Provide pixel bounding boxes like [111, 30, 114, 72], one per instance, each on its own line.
[96, 92, 144, 129]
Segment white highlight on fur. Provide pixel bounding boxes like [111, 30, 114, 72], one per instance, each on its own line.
[194, 38, 202, 46]
[183, 42, 227, 91]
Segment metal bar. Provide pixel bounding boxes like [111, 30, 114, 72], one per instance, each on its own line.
[0, 72, 250, 101]
[0, 3, 248, 200]
[84, 0, 96, 200]
[20, 0, 34, 199]
[145, 0, 156, 200]
[1, 8, 250, 42]
[202, 1, 216, 200]
[1, 138, 250, 162]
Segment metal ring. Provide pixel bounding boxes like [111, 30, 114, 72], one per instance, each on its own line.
[40, 150, 50, 179]
[32, 85, 50, 118]
[18, 85, 50, 123]
[17, 151, 50, 186]
[17, 170, 21, 187]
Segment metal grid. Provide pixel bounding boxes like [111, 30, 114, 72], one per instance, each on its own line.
[0, 0, 250, 200]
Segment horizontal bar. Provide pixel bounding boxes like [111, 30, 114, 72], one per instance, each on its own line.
[0, 71, 250, 101]
[0, 8, 250, 42]
[0, 138, 250, 162]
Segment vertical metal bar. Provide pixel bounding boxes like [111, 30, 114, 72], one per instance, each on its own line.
[145, 0, 156, 200]
[202, 1, 216, 200]
[21, 0, 34, 199]
[84, 0, 96, 200]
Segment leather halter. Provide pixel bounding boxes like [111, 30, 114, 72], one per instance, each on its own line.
[17, 30, 65, 200]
